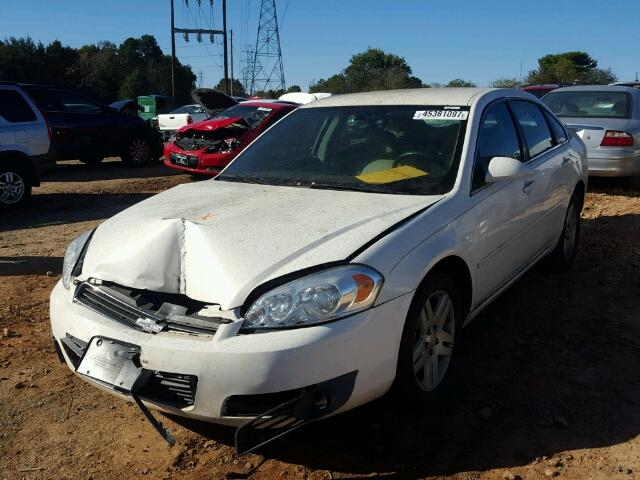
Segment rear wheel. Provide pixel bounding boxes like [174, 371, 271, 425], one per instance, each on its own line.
[547, 193, 581, 271]
[627, 175, 640, 190]
[0, 163, 31, 210]
[122, 135, 153, 167]
[394, 271, 463, 404]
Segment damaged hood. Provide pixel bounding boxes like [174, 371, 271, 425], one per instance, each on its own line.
[79, 181, 441, 309]
[177, 116, 249, 134]
[190, 88, 238, 116]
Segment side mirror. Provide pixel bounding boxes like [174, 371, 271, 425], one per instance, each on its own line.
[485, 156, 529, 183]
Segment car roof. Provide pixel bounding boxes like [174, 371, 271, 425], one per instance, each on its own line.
[236, 100, 297, 109]
[302, 87, 502, 108]
[549, 85, 638, 94]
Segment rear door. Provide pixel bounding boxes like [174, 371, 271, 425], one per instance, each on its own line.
[27, 88, 120, 159]
[0, 87, 48, 156]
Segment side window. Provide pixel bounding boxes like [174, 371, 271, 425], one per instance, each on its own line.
[55, 91, 102, 114]
[0, 90, 37, 123]
[543, 110, 567, 143]
[473, 102, 522, 190]
[509, 101, 554, 158]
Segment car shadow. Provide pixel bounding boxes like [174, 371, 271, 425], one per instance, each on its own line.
[41, 158, 175, 183]
[0, 192, 154, 233]
[168, 212, 640, 478]
[0, 256, 63, 276]
[588, 176, 640, 197]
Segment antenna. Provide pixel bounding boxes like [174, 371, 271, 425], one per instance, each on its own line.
[248, 0, 286, 95]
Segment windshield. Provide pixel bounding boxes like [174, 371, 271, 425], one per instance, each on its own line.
[172, 104, 203, 114]
[214, 104, 273, 129]
[218, 105, 468, 195]
[543, 91, 631, 119]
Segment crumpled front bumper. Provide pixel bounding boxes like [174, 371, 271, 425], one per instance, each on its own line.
[163, 142, 237, 176]
[50, 280, 412, 426]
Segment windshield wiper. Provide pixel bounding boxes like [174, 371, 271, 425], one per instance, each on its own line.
[305, 182, 387, 194]
[216, 173, 265, 184]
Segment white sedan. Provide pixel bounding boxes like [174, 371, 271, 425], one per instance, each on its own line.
[50, 88, 587, 453]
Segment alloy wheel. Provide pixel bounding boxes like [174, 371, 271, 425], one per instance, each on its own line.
[129, 138, 151, 165]
[412, 290, 456, 392]
[0, 171, 26, 205]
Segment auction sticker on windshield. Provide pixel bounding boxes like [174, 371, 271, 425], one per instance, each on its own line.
[413, 109, 469, 120]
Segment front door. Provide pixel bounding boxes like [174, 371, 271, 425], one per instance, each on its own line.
[468, 100, 543, 306]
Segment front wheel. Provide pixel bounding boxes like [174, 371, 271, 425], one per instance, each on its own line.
[0, 164, 32, 210]
[547, 194, 581, 271]
[394, 272, 463, 404]
[122, 135, 153, 167]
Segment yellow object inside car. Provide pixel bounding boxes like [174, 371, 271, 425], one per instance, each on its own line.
[356, 164, 428, 184]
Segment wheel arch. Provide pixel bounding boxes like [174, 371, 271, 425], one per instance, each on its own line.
[416, 255, 473, 323]
[0, 151, 38, 186]
[573, 179, 586, 211]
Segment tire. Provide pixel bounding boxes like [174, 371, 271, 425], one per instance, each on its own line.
[547, 193, 581, 272]
[393, 271, 464, 405]
[0, 162, 32, 210]
[628, 175, 640, 190]
[122, 135, 153, 167]
[78, 155, 104, 166]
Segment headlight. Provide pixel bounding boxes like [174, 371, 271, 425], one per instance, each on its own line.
[242, 265, 383, 330]
[62, 230, 94, 290]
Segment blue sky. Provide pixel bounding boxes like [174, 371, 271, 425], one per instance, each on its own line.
[2, 0, 639, 90]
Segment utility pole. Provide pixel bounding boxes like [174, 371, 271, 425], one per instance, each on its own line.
[170, 0, 228, 99]
[230, 29, 234, 96]
[222, 0, 229, 93]
[170, 0, 176, 101]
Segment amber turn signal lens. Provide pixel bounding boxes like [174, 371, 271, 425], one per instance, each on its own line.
[353, 274, 375, 303]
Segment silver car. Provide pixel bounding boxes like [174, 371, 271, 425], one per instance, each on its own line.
[542, 85, 640, 179]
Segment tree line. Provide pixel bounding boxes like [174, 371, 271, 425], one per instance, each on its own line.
[0, 35, 618, 104]
[0, 35, 196, 105]
[305, 48, 617, 94]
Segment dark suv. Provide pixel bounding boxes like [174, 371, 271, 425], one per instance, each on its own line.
[21, 85, 159, 166]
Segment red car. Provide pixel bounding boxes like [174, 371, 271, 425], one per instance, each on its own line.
[521, 84, 571, 99]
[164, 90, 297, 176]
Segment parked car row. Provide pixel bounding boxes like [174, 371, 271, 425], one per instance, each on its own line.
[0, 81, 164, 209]
[51, 87, 589, 454]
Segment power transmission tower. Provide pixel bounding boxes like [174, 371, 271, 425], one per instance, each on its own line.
[241, 46, 256, 94]
[249, 0, 285, 95]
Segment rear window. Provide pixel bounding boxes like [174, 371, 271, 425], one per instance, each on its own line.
[543, 91, 631, 119]
[0, 90, 37, 123]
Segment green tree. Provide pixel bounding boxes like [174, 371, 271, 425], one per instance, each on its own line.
[0, 35, 196, 105]
[309, 48, 424, 94]
[446, 78, 477, 87]
[213, 78, 248, 97]
[286, 85, 301, 93]
[526, 51, 616, 85]
[491, 77, 520, 88]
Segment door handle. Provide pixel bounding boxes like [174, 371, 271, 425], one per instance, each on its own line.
[562, 156, 572, 166]
[522, 179, 535, 194]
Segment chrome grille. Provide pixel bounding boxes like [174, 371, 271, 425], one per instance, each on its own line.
[73, 282, 228, 335]
[74, 282, 160, 333]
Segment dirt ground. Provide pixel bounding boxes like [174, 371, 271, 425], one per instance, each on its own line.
[1, 160, 639, 480]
